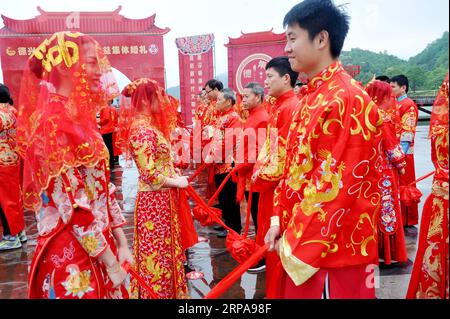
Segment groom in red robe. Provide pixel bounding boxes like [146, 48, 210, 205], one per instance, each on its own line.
[251, 56, 299, 282]
[265, 0, 383, 299]
[390, 75, 419, 227]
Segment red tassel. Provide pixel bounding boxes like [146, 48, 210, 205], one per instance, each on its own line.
[178, 189, 199, 250]
[186, 185, 259, 267]
[191, 169, 235, 227]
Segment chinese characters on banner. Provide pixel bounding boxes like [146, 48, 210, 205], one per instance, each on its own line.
[0, 7, 169, 102]
[235, 53, 272, 93]
[175, 34, 215, 126]
[0, 36, 166, 100]
[4, 43, 157, 58]
[225, 30, 287, 94]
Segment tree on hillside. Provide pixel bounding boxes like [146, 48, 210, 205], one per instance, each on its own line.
[341, 32, 449, 91]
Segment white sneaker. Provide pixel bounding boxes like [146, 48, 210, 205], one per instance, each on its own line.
[0, 235, 22, 251]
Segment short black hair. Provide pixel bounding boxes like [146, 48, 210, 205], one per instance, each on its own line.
[391, 75, 409, 93]
[0, 84, 13, 105]
[283, 0, 350, 59]
[205, 79, 224, 91]
[266, 56, 300, 88]
[375, 75, 390, 83]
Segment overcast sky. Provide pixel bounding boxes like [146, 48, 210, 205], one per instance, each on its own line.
[0, 0, 448, 88]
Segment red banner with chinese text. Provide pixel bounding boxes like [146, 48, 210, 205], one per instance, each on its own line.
[176, 34, 215, 126]
[0, 7, 169, 103]
[225, 30, 286, 94]
[0, 35, 166, 103]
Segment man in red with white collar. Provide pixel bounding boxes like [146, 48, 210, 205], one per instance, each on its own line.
[265, 0, 383, 299]
[390, 75, 419, 227]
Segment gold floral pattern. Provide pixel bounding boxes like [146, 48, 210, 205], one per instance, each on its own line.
[79, 234, 100, 255]
[61, 265, 94, 298]
[130, 119, 177, 192]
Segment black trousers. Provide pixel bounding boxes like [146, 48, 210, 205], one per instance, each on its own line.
[214, 173, 242, 234]
[245, 191, 260, 233]
[0, 205, 11, 236]
[102, 133, 114, 169]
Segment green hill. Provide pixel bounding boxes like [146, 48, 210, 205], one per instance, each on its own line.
[409, 31, 449, 71]
[341, 31, 449, 92]
[341, 48, 407, 83]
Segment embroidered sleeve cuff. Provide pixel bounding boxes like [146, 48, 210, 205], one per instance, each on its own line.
[108, 184, 127, 228]
[270, 216, 280, 227]
[386, 144, 405, 164]
[279, 235, 320, 286]
[151, 175, 166, 190]
[72, 226, 108, 258]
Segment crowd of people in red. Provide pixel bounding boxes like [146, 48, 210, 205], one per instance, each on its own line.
[0, 0, 447, 300]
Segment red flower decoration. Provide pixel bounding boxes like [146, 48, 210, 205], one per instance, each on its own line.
[174, 162, 189, 170]
[226, 231, 258, 264]
[192, 205, 222, 227]
[400, 185, 423, 205]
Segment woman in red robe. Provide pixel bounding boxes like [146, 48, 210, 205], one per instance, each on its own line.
[407, 74, 449, 299]
[118, 78, 191, 299]
[365, 80, 408, 265]
[17, 32, 132, 299]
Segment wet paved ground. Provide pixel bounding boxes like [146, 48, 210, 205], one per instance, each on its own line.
[0, 125, 434, 299]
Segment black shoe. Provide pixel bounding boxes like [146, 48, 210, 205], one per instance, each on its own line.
[184, 262, 194, 273]
[247, 259, 266, 274]
[214, 225, 225, 231]
[217, 230, 228, 238]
